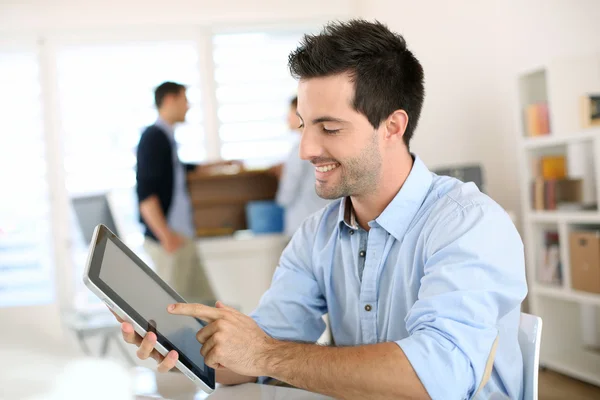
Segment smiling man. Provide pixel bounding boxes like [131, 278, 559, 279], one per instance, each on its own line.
[121, 20, 528, 400]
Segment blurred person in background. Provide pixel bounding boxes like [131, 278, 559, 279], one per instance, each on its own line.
[275, 96, 330, 238]
[136, 81, 215, 303]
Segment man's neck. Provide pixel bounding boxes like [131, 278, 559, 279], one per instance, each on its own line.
[351, 151, 414, 231]
[158, 112, 176, 127]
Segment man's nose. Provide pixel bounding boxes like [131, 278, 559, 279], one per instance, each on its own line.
[299, 128, 322, 162]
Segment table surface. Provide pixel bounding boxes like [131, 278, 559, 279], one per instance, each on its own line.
[131, 367, 333, 400]
[136, 382, 333, 400]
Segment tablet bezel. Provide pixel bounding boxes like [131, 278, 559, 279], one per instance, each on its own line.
[84, 224, 215, 390]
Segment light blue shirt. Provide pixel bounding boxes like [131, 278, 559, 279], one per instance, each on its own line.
[251, 155, 528, 399]
[154, 118, 195, 239]
[276, 137, 330, 237]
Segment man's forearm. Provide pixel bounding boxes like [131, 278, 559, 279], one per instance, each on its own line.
[263, 341, 429, 400]
[216, 369, 257, 386]
[140, 195, 170, 240]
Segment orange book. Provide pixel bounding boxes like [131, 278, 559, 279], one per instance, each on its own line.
[541, 156, 567, 180]
[526, 104, 540, 136]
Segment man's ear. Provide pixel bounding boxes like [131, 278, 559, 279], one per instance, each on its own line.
[384, 110, 409, 141]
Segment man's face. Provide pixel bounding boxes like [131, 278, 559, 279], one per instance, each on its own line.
[171, 89, 189, 123]
[297, 73, 382, 200]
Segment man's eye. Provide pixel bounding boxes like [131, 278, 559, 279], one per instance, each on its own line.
[322, 127, 340, 135]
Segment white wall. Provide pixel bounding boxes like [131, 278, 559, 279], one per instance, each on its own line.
[0, 0, 352, 32]
[356, 0, 600, 221]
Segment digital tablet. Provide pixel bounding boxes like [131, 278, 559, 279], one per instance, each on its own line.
[82, 224, 215, 394]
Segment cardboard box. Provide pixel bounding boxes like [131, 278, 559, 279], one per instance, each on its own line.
[569, 231, 600, 294]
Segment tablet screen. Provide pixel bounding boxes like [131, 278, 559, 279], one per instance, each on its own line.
[88, 226, 214, 388]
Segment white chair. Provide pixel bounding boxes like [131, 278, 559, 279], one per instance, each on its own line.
[518, 312, 543, 400]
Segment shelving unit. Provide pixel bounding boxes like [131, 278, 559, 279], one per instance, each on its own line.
[518, 55, 600, 386]
[532, 283, 600, 306]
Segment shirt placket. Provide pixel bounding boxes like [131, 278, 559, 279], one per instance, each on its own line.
[359, 224, 386, 344]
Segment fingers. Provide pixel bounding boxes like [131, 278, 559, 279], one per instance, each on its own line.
[200, 334, 215, 360]
[136, 331, 157, 360]
[121, 322, 142, 346]
[168, 303, 223, 323]
[156, 350, 179, 373]
[215, 301, 236, 312]
[150, 348, 166, 364]
[196, 321, 221, 344]
[201, 334, 221, 368]
[121, 321, 171, 369]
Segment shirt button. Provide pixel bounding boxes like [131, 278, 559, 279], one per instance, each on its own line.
[359, 250, 366, 257]
[349, 229, 354, 235]
[365, 304, 372, 312]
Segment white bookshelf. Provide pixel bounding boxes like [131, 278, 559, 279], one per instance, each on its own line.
[522, 127, 600, 150]
[532, 283, 600, 307]
[518, 55, 600, 387]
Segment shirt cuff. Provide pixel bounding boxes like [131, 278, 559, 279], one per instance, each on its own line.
[395, 332, 472, 400]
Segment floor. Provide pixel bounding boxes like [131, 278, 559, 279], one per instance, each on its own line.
[538, 369, 600, 400]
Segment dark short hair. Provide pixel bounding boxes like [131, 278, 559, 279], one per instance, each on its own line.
[288, 19, 425, 147]
[290, 96, 298, 109]
[154, 81, 186, 108]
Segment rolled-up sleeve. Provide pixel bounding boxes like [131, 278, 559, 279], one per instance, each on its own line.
[250, 210, 328, 343]
[396, 203, 527, 400]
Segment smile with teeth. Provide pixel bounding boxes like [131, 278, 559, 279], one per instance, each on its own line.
[315, 164, 339, 173]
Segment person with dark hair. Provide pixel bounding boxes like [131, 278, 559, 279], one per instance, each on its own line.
[275, 96, 329, 238]
[136, 81, 215, 303]
[122, 21, 526, 399]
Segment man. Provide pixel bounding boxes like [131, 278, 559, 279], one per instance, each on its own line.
[276, 96, 330, 238]
[136, 81, 215, 302]
[122, 21, 527, 399]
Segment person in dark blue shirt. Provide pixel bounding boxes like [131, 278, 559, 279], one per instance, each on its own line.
[136, 81, 215, 303]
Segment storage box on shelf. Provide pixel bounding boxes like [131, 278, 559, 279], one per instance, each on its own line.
[518, 54, 600, 386]
[569, 229, 600, 294]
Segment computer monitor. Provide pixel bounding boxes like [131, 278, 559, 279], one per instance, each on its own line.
[432, 164, 485, 194]
[72, 194, 120, 244]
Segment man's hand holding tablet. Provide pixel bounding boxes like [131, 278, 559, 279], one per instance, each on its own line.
[114, 305, 259, 386]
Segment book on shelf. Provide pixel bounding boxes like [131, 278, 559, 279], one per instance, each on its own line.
[531, 155, 567, 180]
[541, 155, 566, 179]
[530, 155, 590, 210]
[524, 102, 550, 137]
[537, 231, 562, 285]
[531, 177, 584, 210]
[580, 93, 600, 128]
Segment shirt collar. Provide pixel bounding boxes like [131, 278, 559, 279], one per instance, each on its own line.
[155, 117, 175, 139]
[338, 154, 433, 241]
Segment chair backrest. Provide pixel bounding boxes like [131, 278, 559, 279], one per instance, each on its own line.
[518, 312, 543, 400]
